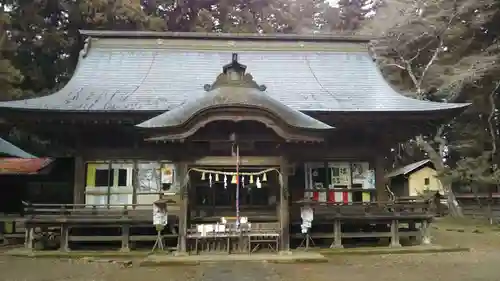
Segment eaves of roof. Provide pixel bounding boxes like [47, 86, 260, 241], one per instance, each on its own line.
[385, 159, 432, 178]
[0, 32, 470, 115]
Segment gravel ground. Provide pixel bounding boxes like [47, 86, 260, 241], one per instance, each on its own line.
[1, 221, 500, 281]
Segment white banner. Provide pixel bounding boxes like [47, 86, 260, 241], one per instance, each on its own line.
[153, 204, 168, 226]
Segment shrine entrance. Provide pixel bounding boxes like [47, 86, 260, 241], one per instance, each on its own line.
[189, 166, 282, 223]
[188, 156, 283, 223]
[183, 157, 284, 254]
[136, 53, 331, 253]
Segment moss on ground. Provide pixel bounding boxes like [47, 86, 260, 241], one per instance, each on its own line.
[317, 246, 469, 256]
[3, 249, 151, 259]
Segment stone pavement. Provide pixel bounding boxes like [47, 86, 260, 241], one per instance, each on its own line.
[196, 262, 283, 281]
[141, 252, 328, 266]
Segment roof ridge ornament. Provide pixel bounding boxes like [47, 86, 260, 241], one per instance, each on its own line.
[79, 37, 91, 59]
[204, 53, 267, 92]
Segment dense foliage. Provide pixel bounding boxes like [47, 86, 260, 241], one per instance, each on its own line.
[0, 0, 378, 100]
[365, 0, 500, 215]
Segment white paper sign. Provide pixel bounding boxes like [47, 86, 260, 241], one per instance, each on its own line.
[300, 206, 314, 233]
[352, 162, 369, 184]
[364, 170, 376, 189]
[153, 204, 168, 226]
[161, 165, 174, 184]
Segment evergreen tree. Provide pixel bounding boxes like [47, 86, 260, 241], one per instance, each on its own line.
[1, 0, 375, 100]
[337, 0, 373, 31]
[0, 2, 22, 100]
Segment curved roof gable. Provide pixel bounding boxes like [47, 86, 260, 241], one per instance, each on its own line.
[137, 53, 333, 130]
[0, 31, 469, 113]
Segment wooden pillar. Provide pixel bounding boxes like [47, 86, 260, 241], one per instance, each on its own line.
[121, 225, 130, 252]
[390, 219, 401, 247]
[60, 225, 69, 252]
[132, 160, 138, 207]
[176, 162, 189, 255]
[279, 157, 290, 253]
[374, 155, 388, 202]
[420, 220, 432, 245]
[0, 224, 4, 246]
[331, 220, 343, 248]
[408, 221, 417, 243]
[25, 226, 34, 250]
[73, 156, 85, 205]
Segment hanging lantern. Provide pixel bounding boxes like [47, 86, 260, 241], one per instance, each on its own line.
[262, 173, 267, 182]
[241, 176, 245, 188]
[249, 175, 254, 184]
[201, 172, 206, 180]
[209, 173, 213, 187]
[224, 174, 227, 189]
[215, 173, 220, 182]
[256, 177, 262, 189]
[231, 175, 237, 184]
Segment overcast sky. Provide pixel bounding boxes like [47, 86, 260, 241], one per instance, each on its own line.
[328, 0, 339, 6]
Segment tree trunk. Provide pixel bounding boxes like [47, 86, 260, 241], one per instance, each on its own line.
[416, 134, 464, 217]
[444, 184, 463, 217]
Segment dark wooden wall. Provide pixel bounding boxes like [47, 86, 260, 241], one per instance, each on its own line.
[0, 158, 74, 214]
[389, 176, 409, 197]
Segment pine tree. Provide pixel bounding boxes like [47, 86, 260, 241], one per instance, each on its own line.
[0, 3, 23, 100]
[337, 0, 374, 31]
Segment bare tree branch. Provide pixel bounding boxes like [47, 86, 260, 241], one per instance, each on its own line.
[419, 38, 444, 89]
[487, 82, 500, 157]
[386, 63, 406, 70]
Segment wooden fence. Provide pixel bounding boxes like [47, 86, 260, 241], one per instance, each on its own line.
[455, 194, 500, 223]
[8, 202, 180, 250]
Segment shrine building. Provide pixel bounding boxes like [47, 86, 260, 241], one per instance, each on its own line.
[0, 31, 469, 253]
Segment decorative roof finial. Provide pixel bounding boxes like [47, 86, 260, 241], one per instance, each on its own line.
[204, 53, 267, 92]
[222, 52, 247, 75]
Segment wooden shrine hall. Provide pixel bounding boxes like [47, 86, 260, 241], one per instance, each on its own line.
[0, 31, 469, 253]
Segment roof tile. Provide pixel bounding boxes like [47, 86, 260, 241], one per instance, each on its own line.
[0, 39, 468, 113]
[385, 159, 432, 178]
[0, 158, 52, 175]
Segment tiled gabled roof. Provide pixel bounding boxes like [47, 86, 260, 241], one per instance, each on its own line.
[385, 159, 432, 178]
[137, 87, 333, 130]
[138, 53, 333, 131]
[0, 157, 52, 175]
[0, 31, 469, 113]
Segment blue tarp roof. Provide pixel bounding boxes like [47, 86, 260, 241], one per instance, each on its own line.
[0, 138, 36, 158]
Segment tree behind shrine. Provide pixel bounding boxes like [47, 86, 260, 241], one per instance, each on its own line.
[366, 0, 500, 216]
[2, 0, 375, 100]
